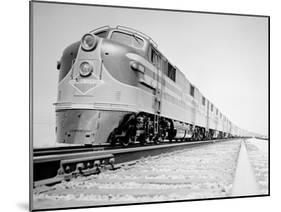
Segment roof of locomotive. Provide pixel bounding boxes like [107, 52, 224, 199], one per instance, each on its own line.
[90, 25, 158, 48]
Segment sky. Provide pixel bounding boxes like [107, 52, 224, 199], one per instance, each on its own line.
[32, 2, 268, 146]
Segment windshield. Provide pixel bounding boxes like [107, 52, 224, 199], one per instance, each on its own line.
[111, 31, 144, 48]
[94, 30, 108, 38]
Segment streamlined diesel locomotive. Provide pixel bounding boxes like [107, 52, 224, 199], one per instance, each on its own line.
[55, 25, 245, 147]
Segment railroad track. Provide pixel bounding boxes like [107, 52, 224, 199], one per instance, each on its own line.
[33, 145, 107, 157]
[33, 138, 236, 187]
[33, 138, 243, 210]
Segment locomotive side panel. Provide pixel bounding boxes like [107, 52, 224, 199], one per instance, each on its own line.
[208, 102, 215, 130]
[214, 107, 219, 133]
[217, 112, 223, 132]
[192, 89, 204, 128]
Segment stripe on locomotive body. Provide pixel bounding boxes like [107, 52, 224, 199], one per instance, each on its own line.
[126, 53, 183, 93]
[141, 72, 199, 111]
[69, 78, 103, 95]
[125, 53, 199, 107]
[55, 102, 137, 112]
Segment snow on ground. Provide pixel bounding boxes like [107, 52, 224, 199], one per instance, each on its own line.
[231, 141, 259, 196]
[33, 140, 242, 209]
[245, 138, 269, 195]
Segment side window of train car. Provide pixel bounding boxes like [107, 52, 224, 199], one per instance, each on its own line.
[150, 47, 159, 67]
[190, 84, 195, 97]
[111, 31, 144, 48]
[149, 47, 161, 80]
[202, 96, 206, 106]
[211, 104, 213, 112]
[167, 63, 176, 81]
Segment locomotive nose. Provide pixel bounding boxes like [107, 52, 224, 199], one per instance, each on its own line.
[55, 34, 106, 145]
[56, 109, 127, 145]
[56, 110, 99, 145]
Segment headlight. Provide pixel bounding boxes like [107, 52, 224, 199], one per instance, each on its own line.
[81, 33, 97, 51]
[79, 61, 93, 77]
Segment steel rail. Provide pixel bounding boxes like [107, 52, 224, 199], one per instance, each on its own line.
[33, 138, 237, 185]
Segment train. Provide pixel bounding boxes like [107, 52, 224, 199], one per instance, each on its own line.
[55, 25, 249, 147]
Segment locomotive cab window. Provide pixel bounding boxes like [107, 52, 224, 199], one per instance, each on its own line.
[132, 35, 144, 48]
[111, 31, 144, 48]
[94, 30, 108, 38]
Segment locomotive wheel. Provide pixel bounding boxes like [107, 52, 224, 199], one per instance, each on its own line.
[108, 132, 116, 146]
[139, 134, 147, 146]
[120, 136, 130, 147]
[153, 136, 160, 145]
[168, 136, 174, 143]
